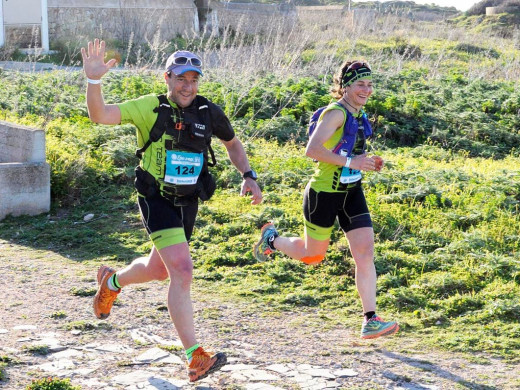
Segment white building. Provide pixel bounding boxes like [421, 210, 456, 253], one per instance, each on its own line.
[0, 0, 49, 51]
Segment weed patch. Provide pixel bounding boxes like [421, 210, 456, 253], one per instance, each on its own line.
[22, 345, 50, 356]
[63, 321, 112, 332]
[69, 287, 97, 297]
[26, 377, 80, 390]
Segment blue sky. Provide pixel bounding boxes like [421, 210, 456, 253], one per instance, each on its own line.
[355, 1, 477, 12]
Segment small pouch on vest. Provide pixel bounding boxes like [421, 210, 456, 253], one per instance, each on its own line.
[197, 170, 216, 201]
[134, 166, 158, 198]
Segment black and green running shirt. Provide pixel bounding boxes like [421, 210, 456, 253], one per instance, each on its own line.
[118, 94, 235, 188]
[309, 104, 367, 193]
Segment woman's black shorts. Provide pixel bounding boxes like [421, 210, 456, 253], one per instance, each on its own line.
[303, 181, 372, 240]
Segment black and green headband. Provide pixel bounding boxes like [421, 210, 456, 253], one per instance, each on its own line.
[341, 65, 372, 87]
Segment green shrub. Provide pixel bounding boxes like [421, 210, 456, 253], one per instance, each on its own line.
[22, 345, 50, 356]
[384, 37, 422, 59]
[50, 311, 67, 319]
[454, 42, 499, 58]
[26, 377, 80, 390]
[69, 287, 97, 297]
[251, 116, 305, 143]
[0, 362, 6, 381]
[282, 291, 322, 306]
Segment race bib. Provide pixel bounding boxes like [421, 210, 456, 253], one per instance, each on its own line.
[339, 150, 362, 184]
[164, 151, 203, 185]
[340, 166, 362, 184]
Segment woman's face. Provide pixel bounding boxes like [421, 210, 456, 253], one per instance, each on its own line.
[344, 79, 373, 107]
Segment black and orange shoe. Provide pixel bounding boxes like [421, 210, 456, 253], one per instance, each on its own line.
[187, 346, 227, 382]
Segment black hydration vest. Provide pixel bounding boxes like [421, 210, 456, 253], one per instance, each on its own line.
[134, 95, 216, 205]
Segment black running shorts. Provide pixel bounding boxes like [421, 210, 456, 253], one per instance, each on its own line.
[303, 181, 372, 241]
[137, 194, 198, 249]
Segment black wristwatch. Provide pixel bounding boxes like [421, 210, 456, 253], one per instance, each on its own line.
[242, 170, 258, 180]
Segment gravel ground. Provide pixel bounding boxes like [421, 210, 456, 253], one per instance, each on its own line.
[0, 239, 516, 390]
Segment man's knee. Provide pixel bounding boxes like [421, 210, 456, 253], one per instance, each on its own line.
[165, 255, 193, 286]
[173, 256, 193, 274]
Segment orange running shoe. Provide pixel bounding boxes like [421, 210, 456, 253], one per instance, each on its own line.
[187, 346, 227, 382]
[93, 266, 120, 319]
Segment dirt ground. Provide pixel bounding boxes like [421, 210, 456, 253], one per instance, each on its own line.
[0, 239, 517, 390]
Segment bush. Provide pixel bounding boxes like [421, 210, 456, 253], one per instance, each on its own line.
[454, 43, 499, 58]
[26, 377, 80, 390]
[0, 362, 6, 381]
[251, 116, 305, 144]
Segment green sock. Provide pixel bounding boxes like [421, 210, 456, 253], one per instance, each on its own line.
[107, 273, 121, 291]
[185, 343, 200, 362]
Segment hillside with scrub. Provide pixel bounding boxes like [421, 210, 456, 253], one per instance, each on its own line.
[0, 6, 519, 389]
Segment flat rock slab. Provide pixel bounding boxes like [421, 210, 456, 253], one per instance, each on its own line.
[231, 369, 281, 381]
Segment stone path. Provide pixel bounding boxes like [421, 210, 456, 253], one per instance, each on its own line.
[2, 307, 515, 390]
[0, 324, 364, 389]
[1, 241, 517, 389]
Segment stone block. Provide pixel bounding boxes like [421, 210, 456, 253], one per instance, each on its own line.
[0, 122, 50, 220]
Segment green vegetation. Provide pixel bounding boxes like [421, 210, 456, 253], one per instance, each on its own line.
[69, 287, 97, 297]
[22, 345, 50, 356]
[50, 311, 67, 319]
[0, 363, 6, 381]
[0, 8, 519, 363]
[467, 0, 520, 16]
[159, 344, 184, 353]
[352, 0, 459, 15]
[26, 378, 80, 390]
[451, 0, 520, 36]
[62, 321, 112, 332]
[234, 0, 459, 15]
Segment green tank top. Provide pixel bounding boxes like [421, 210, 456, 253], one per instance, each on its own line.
[308, 104, 365, 193]
[118, 94, 168, 184]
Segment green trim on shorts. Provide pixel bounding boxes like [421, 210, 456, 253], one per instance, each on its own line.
[304, 219, 333, 241]
[150, 227, 187, 250]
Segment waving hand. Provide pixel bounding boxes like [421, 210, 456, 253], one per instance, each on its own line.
[81, 39, 117, 80]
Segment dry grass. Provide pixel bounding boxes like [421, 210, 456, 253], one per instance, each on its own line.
[4, 7, 518, 83]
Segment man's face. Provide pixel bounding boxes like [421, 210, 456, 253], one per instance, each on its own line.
[165, 71, 200, 108]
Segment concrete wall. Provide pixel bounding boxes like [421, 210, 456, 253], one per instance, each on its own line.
[0, 121, 50, 220]
[46, 0, 198, 43]
[204, 1, 297, 35]
[2, 0, 300, 47]
[486, 6, 519, 16]
[297, 6, 376, 29]
[0, 122, 46, 164]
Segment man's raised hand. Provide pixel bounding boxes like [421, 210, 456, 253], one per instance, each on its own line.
[81, 39, 117, 81]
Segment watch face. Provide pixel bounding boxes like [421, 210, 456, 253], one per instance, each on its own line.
[244, 170, 257, 180]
